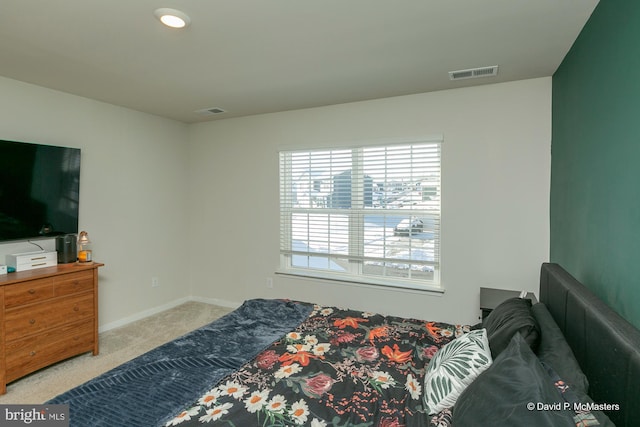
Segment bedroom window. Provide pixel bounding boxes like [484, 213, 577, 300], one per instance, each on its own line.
[279, 137, 441, 291]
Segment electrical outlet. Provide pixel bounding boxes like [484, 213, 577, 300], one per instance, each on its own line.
[266, 277, 273, 289]
[151, 277, 160, 288]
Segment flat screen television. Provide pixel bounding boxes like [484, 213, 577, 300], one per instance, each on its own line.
[0, 139, 81, 243]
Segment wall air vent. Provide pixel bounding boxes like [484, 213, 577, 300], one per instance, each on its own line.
[449, 65, 499, 81]
[194, 107, 227, 116]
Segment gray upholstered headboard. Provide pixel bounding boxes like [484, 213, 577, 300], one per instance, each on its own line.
[539, 263, 640, 427]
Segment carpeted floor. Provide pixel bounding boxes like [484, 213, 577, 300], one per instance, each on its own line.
[0, 301, 234, 404]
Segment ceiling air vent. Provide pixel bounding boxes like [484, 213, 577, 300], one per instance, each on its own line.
[194, 107, 227, 117]
[449, 65, 499, 81]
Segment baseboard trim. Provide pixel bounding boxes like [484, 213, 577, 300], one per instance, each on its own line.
[98, 297, 191, 333]
[98, 296, 242, 333]
[189, 295, 242, 309]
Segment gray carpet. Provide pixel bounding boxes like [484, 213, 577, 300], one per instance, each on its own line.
[0, 301, 234, 404]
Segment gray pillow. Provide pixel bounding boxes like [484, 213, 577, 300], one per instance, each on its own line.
[482, 297, 540, 358]
[531, 302, 589, 394]
[453, 333, 575, 426]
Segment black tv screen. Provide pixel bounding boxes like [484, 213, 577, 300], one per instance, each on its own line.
[0, 139, 81, 243]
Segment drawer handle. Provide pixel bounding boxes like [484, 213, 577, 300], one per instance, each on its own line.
[30, 351, 36, 356]
[28, 289, 36, 294]
[29, 319, 36, 325]
[73, 305, 80, 312]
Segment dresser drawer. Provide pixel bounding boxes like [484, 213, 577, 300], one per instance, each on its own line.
[4, 319, 94, 383]
[0, 262, 102, 395]
[4, 293, 94, 341]
[54, 270, 94, 296]
[3, 278, 54, 308]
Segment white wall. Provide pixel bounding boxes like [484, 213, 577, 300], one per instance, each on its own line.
[188, 77, 552, 325]
[0, 75, 551, 330]
[0, 76, 191, 329]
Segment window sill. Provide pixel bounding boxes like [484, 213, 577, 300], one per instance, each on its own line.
[275, 269, 445, 295]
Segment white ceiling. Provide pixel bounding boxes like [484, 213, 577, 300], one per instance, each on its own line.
[0, 0, 599, 123]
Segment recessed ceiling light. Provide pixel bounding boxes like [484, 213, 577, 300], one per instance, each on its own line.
[154, 8, 191, 29]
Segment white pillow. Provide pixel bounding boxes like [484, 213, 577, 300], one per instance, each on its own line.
[424, 328, 493, 414]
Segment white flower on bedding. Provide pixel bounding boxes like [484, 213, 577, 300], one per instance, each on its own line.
[165, 406, 200, 425]
[319, 308, 334, 316]
[219, 381, 247, 399]
[311, 418, 328, 427]
[289, 399, 310, 425]
[312, 343, 331, 356]
[274, 363, 303, 379]
[198, 388, 222, 407]
[244, 389, 271, 413]
[405, 373, 422, 400]
[287, 331, 302, 341]
[454, 324, 471, 338]
[199, 402, 233, 422]
[304, 335, 318, 346]
[370, 371, 396, 389]
[266, 394, 287, 414]
[439, 329, 453, 338]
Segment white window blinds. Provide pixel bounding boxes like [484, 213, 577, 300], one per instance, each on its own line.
[279, 138, 441, 290]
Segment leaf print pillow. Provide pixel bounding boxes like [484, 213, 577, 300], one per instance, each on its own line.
[424, 328, 492, 414]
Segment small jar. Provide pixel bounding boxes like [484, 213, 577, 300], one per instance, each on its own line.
[78, 246, 92, 262]
[77, 231, 93, 263]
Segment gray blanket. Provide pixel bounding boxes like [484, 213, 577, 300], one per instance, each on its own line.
[47, 298, 313, 427]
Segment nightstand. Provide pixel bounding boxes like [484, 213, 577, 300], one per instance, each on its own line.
[480, 287, 537, 321]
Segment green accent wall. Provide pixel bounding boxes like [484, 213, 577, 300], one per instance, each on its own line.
[552, 0, 640, 328]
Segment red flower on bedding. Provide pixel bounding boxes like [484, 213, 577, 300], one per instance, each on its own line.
[379, 417, 405, 427]
[368, 326, 388, 343]
[425, 322, 441, 337]
[302, 373, 335, 397]
[334, 317, 368, 329]
[279, 351, 316, 366]
[331, 331, 357, 346]
[381, 344, 412, 364]
[356, 346, 379, 362]
[423, 345, 439, 360]
[256, 349, 279, 370]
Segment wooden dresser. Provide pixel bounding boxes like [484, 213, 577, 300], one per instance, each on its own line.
[0, 262, 103, 394]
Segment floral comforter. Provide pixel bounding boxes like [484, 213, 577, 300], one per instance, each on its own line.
[166, 301, 469, 427]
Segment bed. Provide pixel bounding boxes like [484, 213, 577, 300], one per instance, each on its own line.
[47, 263, 639, 426]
